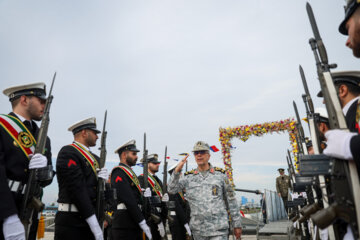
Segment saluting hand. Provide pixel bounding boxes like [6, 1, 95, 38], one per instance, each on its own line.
[175, 155, 188, 173]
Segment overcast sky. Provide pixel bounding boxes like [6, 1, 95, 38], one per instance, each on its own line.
[0, 0, 358, 204]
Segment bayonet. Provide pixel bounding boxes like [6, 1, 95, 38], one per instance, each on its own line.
[306, 2, 328, 66]
[162, 146, 168, 194]
[299, 65, 315, 114]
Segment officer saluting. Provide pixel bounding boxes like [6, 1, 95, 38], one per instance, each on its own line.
[0, 82, 53, 240]
[168, 141, 242, 240]
[110, 140, 152, 240]
[138, 154, 168, 240]
[55, 117, 108, 240]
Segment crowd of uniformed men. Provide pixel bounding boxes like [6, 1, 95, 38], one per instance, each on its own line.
[2, 1, 360, 240]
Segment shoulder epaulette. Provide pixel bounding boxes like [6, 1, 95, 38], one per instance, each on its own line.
[185, 169, 195, 175]
[214, 167, 225, 173]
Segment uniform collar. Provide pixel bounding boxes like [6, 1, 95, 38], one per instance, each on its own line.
[119, 162, 130, 168]
[195, 163, 215, 175]
[343, 96, 360, 116]
[12, 112, 34, 127]
[74, 141, 90, 152]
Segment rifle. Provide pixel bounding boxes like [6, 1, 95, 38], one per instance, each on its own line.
[162, 146, 168, 194]
[300, 65, 322, 153]
[95, 110, 107, 227]
[142, 135, 163, 236]
[306, 3, 360, 238]
[143, 133, 148, 212]
[286, 150, 309, 238]
[20, 72, 56, 239]
[293, 101, 308, 155]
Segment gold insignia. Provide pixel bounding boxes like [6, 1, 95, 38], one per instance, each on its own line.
[214, 167, 225, 173]
[13, 140, 19, 147]
[134, 177, 140, 186]
[94, 160, 99, 169]
[212, 185, 218, 196]
[17, 132, 34, 148]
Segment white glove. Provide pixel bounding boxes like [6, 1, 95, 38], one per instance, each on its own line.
[323, 130, 357, 160]
[97, 168, 109, 180]
[2, 214, 25, 240]
[144, 187, 152, 198]
[184, 223, 192, 236]
[162, 193, 169, 202]
[139, 220, 152, 239]
[28, 153, 47, 169]
[157, 222, 165, 237]
[85, 214, 103, 240]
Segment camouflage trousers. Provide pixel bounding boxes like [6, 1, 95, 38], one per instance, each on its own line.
[192, 234, 228, 240]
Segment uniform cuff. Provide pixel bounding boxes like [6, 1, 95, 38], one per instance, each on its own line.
[233, 219, 242, 228]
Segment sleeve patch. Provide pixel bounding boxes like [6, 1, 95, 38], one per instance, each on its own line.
[67, 159, 77, 167]
[115, 176, 123, 183]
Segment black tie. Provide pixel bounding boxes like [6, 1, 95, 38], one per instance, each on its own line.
[23, 120, 34, 134]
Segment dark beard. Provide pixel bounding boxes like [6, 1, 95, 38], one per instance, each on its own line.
[126, 156, 136, 167]
[353, 21, 360, 58]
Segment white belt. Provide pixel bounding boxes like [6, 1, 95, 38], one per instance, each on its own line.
[58, 203, 79, 212]
[117, 203, 127, 210]
[170, 211, 176, 216]
[117, 203, 142, 210]
[8, 180, 26, 194]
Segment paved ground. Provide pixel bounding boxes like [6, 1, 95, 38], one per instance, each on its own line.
[41, 232, 257, 240]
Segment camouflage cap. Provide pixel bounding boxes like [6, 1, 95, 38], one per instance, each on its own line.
[192, 141, 210, 152]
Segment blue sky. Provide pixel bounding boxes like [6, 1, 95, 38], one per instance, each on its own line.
[0, 0, 358, 204]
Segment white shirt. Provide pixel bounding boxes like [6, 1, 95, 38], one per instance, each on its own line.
[74, 141, 90, 152]
[342, 96, 360, 116]
[13, 112, 32, 128]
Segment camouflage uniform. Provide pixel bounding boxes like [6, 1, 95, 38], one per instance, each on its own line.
[276, 174, 291, 198]
[276, 174, 291, 212]
[168, 163, 242, 240]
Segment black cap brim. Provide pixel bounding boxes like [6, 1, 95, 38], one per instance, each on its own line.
[89, 127, 101, 134]
[72, 124, 101, 134]
[128, 146, 140, 152]
[339, 1, 360, 35]
[148, 160, 161, 164]
[10, 89, 47, 101]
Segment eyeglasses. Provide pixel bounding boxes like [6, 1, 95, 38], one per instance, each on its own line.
[194, 150, 208, 155]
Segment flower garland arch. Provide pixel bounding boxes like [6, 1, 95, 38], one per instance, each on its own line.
[219, 118, 298, 186]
